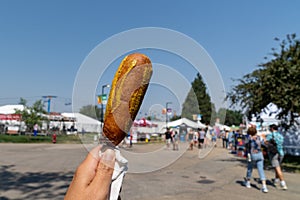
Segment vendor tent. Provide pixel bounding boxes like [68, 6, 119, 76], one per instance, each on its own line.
[0, 105, 24, 125]
[0, 105, 24, 114]
[215, 123, 231, 131]
[250, 103, 280, 130]
[61, 113, 101, 133]
[164, 118, 206, 129]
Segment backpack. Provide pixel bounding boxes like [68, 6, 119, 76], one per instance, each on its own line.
[267, 133, 278, 154]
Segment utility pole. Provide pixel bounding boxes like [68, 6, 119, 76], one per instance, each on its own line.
[166, 102, 172, 128]
[100, 84, 110, 133]
[42, 96, 57, 113]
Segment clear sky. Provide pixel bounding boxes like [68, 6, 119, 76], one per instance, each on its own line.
[1, 0, 300, 119]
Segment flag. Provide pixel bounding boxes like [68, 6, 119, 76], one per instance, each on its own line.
[97, 95, 102, 104]
[97, 94, 108, 104]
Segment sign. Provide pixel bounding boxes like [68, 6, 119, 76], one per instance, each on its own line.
[97, 94, 108, 105]
[192, 114, 197, 121]
[167, 108, 172, 115]
[0, 114, 21, 121]
[197, 114, 202, 121]
[101, 94, 107, 105]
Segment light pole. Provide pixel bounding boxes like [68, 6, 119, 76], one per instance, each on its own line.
[166, 102, 172, 129]
[100, 84, 110, 133]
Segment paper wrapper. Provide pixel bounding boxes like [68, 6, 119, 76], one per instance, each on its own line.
[100, 147, 128, 200]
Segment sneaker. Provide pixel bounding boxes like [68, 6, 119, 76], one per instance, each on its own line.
[273, 178, 280, 187]
[280, 182, 288, 190]
[245, 181, 251, 188]
[261, 187, 269, 193]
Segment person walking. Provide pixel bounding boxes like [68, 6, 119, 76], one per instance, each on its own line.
[129, 132, 133, 148]
[172, 131, 179, 150]
[165, 127, 172, 149]
[193, 130, 199, 148]
[227, 129, 235, 152]
[198, 128, 205, 149]
[244, 126, 268, 193]
[265, 124, 288, 190]
[221, 129, 227, 148]
[33, 124, 38, 136]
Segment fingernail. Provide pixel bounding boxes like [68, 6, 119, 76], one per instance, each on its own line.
[101, 149, 115, 168]
[103, 149, 115, 161]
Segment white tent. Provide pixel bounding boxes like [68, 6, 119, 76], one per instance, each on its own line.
[0, 105, 24, 114]
[164, 118, 206, 129]
[215, 123, 231, 131]
[61, 112, 102, 133]
[250, 103, 280, 130]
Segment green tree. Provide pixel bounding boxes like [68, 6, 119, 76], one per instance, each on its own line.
[182, 73, 214, 125]
[227, 34, 300, 127]
[79, 105, 101, 120]
[15, 99, 48, 132]
[218, 108, 243, 126]
[170, 115, 181, 121]
[19, 97, 27, 106]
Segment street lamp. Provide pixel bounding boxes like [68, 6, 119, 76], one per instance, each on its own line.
[166, 102, 172, 129]
[100, 84, 110, 132]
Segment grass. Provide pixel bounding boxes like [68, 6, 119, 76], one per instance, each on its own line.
[0, 134, 82, 144]
[263, 154, 300, 174]
[282, 155, 300, 173]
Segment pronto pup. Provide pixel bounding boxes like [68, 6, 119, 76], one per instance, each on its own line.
[103, 53, 153, 145]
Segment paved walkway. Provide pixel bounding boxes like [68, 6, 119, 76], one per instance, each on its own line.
[0, 141, 299, 200]
[121, 141, 300, 200]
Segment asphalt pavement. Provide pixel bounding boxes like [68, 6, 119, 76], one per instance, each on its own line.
[0, 141, 299, 200]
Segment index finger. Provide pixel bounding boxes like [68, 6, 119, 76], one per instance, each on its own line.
[73, 145, 102, 187]
[89, 149, 115, 198]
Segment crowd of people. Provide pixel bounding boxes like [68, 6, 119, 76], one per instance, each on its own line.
[164, 127, 218, 151]
[163, 124, 289, 194]
[218, 124, 288, 193]
[64, 124, 289, 199]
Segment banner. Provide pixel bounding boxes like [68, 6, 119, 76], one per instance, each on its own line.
[0, 114, 21, 121]
[97, 95, 102, 104]
[167, 108, 172, 116]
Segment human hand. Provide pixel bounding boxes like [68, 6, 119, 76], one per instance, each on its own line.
[65, 145, 116, 200]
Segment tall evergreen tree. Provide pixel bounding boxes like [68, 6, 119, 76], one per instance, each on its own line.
[182, 73, 214, 124]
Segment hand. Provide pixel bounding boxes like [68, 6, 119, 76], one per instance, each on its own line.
[65, 146, 116, 200]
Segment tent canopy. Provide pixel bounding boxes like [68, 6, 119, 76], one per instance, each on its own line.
[61, 112, 101, 133]
[215, 123, 231, 131]
[164, 118, 206, 129]
[0, 105, 24, 114]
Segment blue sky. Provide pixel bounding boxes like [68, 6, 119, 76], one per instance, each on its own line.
[1, 0, 300, 119]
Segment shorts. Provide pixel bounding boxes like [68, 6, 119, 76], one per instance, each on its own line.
[166, 138, 171, 144]
[270, 153, 284, 167]
[199, 139, 204, 144]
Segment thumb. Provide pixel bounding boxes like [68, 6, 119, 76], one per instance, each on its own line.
[90, 149, 115, 197]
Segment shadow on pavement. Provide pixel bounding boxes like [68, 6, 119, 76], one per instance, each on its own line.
[0, 165, 73, 199]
